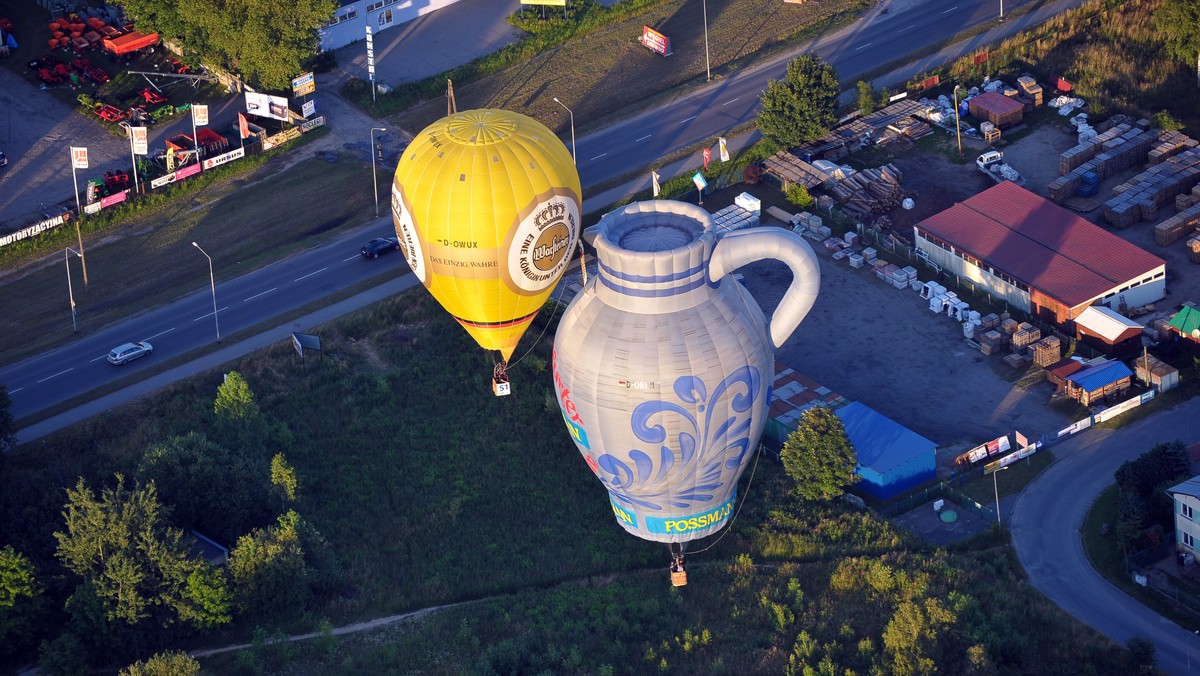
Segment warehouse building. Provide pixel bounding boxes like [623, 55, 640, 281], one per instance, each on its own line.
[318, 0, 462, 52]
[835, 402, 936, 501]
[914, 182, 1166, 330]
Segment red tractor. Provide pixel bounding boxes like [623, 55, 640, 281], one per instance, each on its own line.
[138, 87, 167, 105]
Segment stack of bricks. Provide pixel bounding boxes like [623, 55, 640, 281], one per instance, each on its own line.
[1148, 130, 1198, 164]
[1153, 188, 1200, 245]
[1017, 75, 1043, 107]
[1050, 127, 1159, 204]
[1104, 146, 1200, 227]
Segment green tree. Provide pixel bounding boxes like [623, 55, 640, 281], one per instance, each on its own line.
[785, 184, 815, 209]
[856, 80, 877, 114]
[38, 632, 87, 676]
[180, 565, 233, 629]
[270, 452, 299, 503]
[757, 54, 840, 149]
[0, 545, 45, 661]
[0, 383, 16, 451]
[214, 371, 260, 419]
[229, 510, 310, 617]
[882, 598, 957, 676]
[121, 650, 202, 676]
[780, 407, 860, 501]
[1155, 0, 1200, 87]
[136, 431, 273, 543]
[1124, 636, 1157, 675]
[53, 475, 204, 628]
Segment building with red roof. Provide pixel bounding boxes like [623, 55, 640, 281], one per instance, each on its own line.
[913, 182, 1165, 328]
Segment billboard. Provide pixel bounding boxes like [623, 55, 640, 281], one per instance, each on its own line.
[245, 92, 291, 122]
[641, 26, 670, 56]
[131, 127, 148, 155]
[71, 146, 88, 169]
[292, 71, 315, 97]
[192, 104, 209, 126]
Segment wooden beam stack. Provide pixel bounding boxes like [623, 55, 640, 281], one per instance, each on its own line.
[829, 163, 905, 219]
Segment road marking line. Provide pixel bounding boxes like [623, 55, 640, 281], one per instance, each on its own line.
[294, 267, 327, 282]
[9, 387, 22, 394]
[90, 354, 107, 362]
[635, 134, 652, 142]
[590, 153, 608, 161]
[722, 97, 740, 106]
[681, 115, 698, 123]
[856, 43, 872, 50]
[193, 307, 228, 321]
[905, 25, 914, 30]
[243, 287, 277, 302]
[342, 255, 360, 262]
[37, 368, 72, 383]
[942, 6, 957, 13]
[144, 328, 175, 341]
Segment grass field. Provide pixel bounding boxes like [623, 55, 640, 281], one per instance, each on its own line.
[0, 153, 375, 366]
[385, 0, 871, 138]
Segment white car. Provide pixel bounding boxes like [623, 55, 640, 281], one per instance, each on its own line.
[107, 341, 153, 365]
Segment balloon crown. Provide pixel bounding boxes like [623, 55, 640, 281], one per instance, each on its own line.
[535, 201, 567, 228]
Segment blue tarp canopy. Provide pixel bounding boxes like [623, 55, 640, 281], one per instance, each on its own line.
[835, 401, 936, 473]
[1066, 360, 1132, 392]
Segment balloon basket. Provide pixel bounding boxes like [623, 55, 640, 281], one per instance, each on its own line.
[670, 569, 688, 587]
[492, 380, 511, 396]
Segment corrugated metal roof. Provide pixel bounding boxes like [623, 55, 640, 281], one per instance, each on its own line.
[1066, 360, 1133, 392]
[1169, 476, 1200, 500]
[915, 183, 1165, 307]
[1170, 304, 1200, 336]
[1075, 306, 1143, 342]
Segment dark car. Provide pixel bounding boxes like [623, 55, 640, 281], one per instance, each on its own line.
[0, 150, 7, 169]
[360, 236, 400, 259]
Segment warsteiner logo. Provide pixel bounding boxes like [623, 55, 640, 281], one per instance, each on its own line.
[504, 189, 580, 294]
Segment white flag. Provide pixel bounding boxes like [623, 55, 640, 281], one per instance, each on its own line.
[652, 170, 661, 198]
[719, 137, 729, 162]
[192, 104, 209, 127]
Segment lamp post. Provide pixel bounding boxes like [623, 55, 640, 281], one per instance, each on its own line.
[552, 98, 575, 166]
[702, 0, 711, 81]
[992, 465, 1010, 525]
[64, 247, 81, 333]
[952, 85, 964, 161]
[192, 242, 220, 343]
[371, 127, 387, 218]
[999, 0, 1005, 21]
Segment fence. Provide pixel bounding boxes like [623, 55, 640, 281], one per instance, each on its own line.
[1127, 540, 1200, 617]
[877, 477, 995, 523]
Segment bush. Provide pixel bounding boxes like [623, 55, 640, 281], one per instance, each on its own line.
[786, 184, 815, 209]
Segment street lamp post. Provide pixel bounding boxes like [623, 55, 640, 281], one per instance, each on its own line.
[702, 0, 711, 81]
[992, 466, 1010, 525]
[371, 127, 388, 218]
[64, 247, 81, 333]
[999, 0, 1005, 21]
[192, 242, 220, 343]
[953, 85, 964, 161]
[552, 98, 575, 166]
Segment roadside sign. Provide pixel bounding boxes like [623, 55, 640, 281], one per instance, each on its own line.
[301, 99, 316, 118]
[131, 127, 148, 155]
[641, 26, 671, 57]
[192, 104, 208, 127]
[292, 71, 315, 97]
[70, 146, 88, 169]
[366, 26, 375, 83]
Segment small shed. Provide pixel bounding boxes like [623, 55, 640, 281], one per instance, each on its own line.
[968, 91, 1025, 128]
[1074, 305, 1143, 357]
[1065, 360, 1134, 406]
[1168, 303, 1200, 353]
[1045, 358, 1085, 389]
[1133, 353, 1180, 393]
[189, 531, 229, 567]
[835, 401, 936, 500]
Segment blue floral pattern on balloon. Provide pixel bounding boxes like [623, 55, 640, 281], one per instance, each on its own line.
[597, 365, 760, 511]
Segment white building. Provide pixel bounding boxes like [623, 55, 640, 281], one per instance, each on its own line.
[318, 0, 464, 52]
[1169, 476, 1200, 555]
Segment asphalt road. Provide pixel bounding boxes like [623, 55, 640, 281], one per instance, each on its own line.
[0, 221, 406, 419]
[1010, 400, 1200, 675]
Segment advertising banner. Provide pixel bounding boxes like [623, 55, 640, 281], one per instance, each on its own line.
[651, 170, 661, 198]
[202, 147, 246, 170]
[299, 115, 326, 133]
[719, 137, 729, 162]
[702, 148, 710, 171]
[640, 26, 671, 57]
[238, 112, 250, 139]
[0, 213, 69, 249]
[301, 99, 316, 119]
[131, 127, 148, 155]
[291, 71, 315, 97]
[71, 146, 88, 169]
[192, 104, 209, 126]
[692, 172, 707, 192]
[985, 435, 1011, 456]
[150, 171, 178, 189]
[245, 92, 290, 122]
[365, 25, 375, 83]
[100, 191, 128, 208]
[175, 163, 202, 180]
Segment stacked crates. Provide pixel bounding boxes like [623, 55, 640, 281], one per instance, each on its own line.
[1076, 171, 1099, 197]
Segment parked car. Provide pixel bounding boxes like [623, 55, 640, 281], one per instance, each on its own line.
[0, 150, 7, 168]
[360, 236, 400, 259]
[107, 341, 153, 365]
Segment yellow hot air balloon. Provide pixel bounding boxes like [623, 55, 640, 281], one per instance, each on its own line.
[390, 109, 581, 387]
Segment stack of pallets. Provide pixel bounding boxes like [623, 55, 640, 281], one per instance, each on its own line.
[829, 164, 905, 219]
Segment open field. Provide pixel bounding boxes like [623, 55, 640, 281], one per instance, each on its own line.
[0, 152, 376, 366]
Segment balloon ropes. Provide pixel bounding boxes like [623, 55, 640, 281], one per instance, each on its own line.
[390, 108, 582, 396]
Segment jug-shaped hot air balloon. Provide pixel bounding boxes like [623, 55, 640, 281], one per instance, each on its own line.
[551, 200, 820, 584]
[391, 109, 581, 394]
